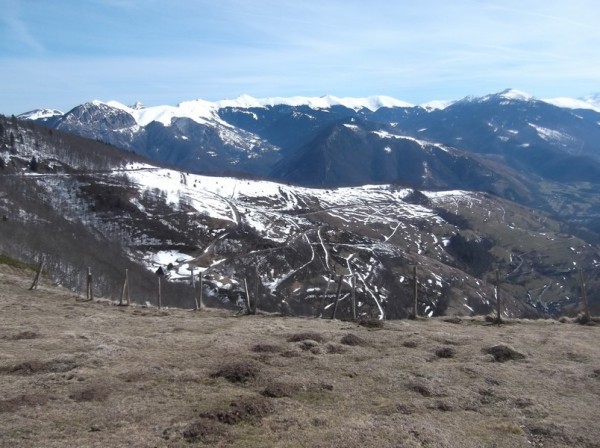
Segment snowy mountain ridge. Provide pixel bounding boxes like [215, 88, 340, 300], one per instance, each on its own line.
[18, 89, 600, 127]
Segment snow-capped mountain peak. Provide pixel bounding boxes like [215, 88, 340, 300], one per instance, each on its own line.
[496, 88, 534, 101]
[459, 88, 535, 105]
[420, 99, 454, 111]
[130, 101, 145, 110]
[17, 108, 63, 120]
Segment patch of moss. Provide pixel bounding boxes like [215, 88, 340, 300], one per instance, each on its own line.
[0, 254, 35, 271]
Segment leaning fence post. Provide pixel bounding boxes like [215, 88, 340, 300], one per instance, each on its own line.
[120, 269, 130, 306]
[330, 275, 344, 320]
[317, 273, 333, 318]
[244, 278, 253, 314]
[29, 256, 45, 291]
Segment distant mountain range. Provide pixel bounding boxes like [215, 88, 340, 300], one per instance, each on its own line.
[19, 88, 600, 241]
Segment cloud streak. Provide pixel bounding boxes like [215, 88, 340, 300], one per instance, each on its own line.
[1, 0, 599, 113]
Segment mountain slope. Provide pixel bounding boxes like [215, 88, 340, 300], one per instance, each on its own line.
[2, 115, 598, 319]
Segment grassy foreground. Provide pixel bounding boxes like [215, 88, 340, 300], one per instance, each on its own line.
[1, 264, 599, 447]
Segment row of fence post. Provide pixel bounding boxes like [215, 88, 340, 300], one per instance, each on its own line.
[26, 259, 592, 322]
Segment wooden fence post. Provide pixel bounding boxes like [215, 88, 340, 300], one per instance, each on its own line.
[157, 276, 162, 309]
[495, 269, 502, 324]
[252, 273, 259, 315]
[330, 275, 344, 320]
[29, 257, 45, 291]
[578, 267, 591, 320]
[191, 266, 200, 311]
[351, 274, 357, 320]
[199, 275, 204, 310]
[412, 266, 418, 319]
[317, 273, 332, 318]
[244, 278, 252, 314]
[120, 269, 130, 306]
[86, 267, 93, 301]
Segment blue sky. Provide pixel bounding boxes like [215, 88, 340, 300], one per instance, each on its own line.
[1, 0, 599, 114]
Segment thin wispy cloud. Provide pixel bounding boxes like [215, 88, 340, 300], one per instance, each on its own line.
[1, 0, 598, 113]
[0, 0, 45, 53]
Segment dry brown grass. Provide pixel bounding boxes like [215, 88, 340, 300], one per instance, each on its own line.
[1, 264, 600, 447]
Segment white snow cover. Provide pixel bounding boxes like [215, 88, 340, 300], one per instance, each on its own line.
[420, 100, 454, 110]
[106, 99, 224, 127]
[221, 94, 414, 111]
[497, 89, 533, 101]
[120, 165, 467, 244]
[18, 109, 63, 120]
[541, 96, 600, 113]
[92, 95, 415, 127]
[528, 123, 569, 142]
[461, 88, 535, 104]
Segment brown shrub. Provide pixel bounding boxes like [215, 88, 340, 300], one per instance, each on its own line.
[210, 361, 260, 384]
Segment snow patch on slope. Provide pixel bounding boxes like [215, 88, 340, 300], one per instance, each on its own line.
[541, 97, 600, 113]
[18, 109, 64, 120]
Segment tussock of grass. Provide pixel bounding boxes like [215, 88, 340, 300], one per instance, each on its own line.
[483, 345, 526, 362]
[210, 361, 260, 384]
[200, 397, 275, 425]
[2, 359, 78, 375]
[287, 332, 327, 343]
[251, 343, 283, 353]
[340, 333, 367, 346]
[181, 419, 230, 443]
[0, 393, 50, 413]
[262, 382, 299, 398]
[69, 383, 111, 402]
[435, 346, 456, 358]
[325, 343, 348, 354]
[2, 331, 39, 340]
[358, 318, 384, 329]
